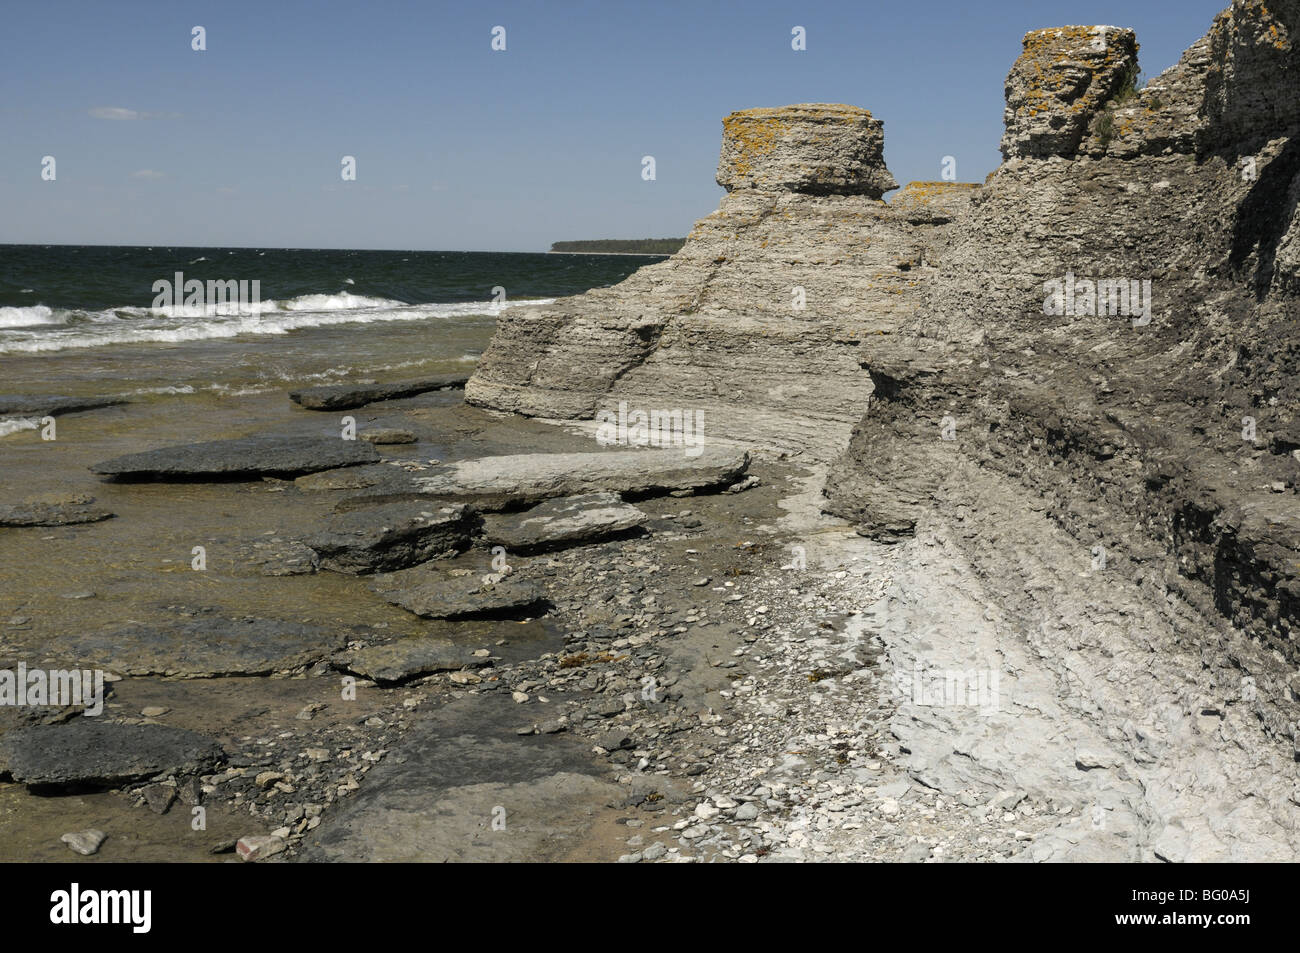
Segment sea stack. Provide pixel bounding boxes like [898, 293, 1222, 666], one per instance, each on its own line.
[466, 104, 979, 455]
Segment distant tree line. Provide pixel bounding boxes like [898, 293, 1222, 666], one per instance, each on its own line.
[550, 238, 685, 255]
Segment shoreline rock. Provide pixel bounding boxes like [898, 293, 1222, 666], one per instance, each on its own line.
[90, 434, 380, 480]
[0, 720, 225, 790]
[289, 375, 468, 411]
[481, 492, 649, 552]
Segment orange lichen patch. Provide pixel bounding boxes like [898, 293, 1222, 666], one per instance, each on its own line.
[897, 181, 981, 202]
[720, 104, 875, 180]
[722, 115, 790, 178]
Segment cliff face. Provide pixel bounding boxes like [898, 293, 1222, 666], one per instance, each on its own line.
[465, 104, 979, 455]
[469, 3, 1298, 656]
[460, 4, 1300, 858]
[824, 1, 1300, 659]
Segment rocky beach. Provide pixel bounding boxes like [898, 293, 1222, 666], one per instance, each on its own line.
[2, 0, 1299, 866]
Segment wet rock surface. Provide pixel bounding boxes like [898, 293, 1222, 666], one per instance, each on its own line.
[337, 638, 490, 685]
[0, 720, 225, 789]
[0, 499, 114, 527]
[369, 568, 546, 620]
[295, 693, 623, 862]
[306, 502, 474, 574]
[359, 428, 417, 445]
[90, 435, 380, 480]
[289, 375, 468, 410]
[35, 616, 351, 678]
[0, 394, 127, 416]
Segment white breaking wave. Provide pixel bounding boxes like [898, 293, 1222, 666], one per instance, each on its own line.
[0, 418, 40, 438]
[272, 292, 406, 312]
[0, 305, 64, 328]
[0, 296, 554, 354]
[128, 385, 196, 395]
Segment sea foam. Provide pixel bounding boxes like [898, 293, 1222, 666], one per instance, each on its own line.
[0, 296, 554, 354]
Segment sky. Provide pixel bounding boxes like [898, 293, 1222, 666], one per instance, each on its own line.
[1, 0, 1229, 252]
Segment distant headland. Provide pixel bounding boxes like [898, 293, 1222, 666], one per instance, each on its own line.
[549, 238, 685, 255]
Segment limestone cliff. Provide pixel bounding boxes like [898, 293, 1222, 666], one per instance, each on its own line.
[466, 104, 978, 455]
[823, 0, 1300, 660]
[468, 2, 1299, 664]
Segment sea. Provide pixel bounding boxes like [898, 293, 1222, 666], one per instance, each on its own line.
[0, 245, 656, 428]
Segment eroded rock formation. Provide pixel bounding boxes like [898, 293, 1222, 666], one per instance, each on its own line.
[466, 104, 978, 454]
[467, 4, 1300, 851]
[824, 0, 1299, 652]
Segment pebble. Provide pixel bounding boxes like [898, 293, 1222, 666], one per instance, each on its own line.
[61, 829, 107, 856]
[236, 835, 287, 861]
[141, 782, 176, 815]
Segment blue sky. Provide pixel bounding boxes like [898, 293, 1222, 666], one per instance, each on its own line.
[1, 0, 1227, 251]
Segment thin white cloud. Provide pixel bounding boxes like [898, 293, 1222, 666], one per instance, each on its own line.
[90, 107, 141, 120]
[131, 169, 165, 179]
[89, 106, 182, 120]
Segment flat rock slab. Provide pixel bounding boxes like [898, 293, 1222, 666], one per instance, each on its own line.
[337, 638, 491, 685]
[90, 434, 379, 480]
[0, 502, 114, 527]
[370, 569, 545, 620]
[406, 447, 750, 509]
[482, 492, 648, 552]
[295, 693, 621, 862]
[0, 720, 225, 789]
[236, 537, 320, 576]
[289, 375, 468, 411]
[360, 428, 417, 445]
[0, 395, 127, 417]
[294, 465, 390, 492]
[307, 502, 474, 574]
[40, 617, 349, 677]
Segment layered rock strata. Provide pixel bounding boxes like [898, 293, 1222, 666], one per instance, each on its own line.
[466, 104, 979, 457]
[824, 1, 1300, 658]
[463, 4, 1300, 858]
